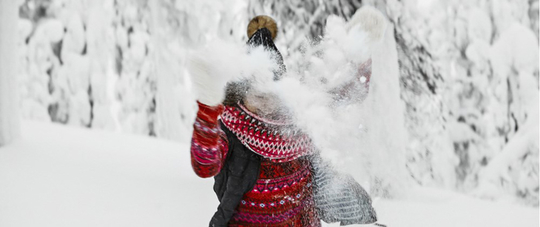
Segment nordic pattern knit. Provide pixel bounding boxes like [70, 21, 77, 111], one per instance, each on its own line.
[191, 102, 320, 226]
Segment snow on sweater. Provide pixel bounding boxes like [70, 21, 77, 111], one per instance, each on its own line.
[190, 101, 320, 226]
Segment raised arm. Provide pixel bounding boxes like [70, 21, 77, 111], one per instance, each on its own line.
[329, 59, 372, 103]
[324, 6, 384, 104]
[190, 101, 229, 178]
[187, 49, 231, 178]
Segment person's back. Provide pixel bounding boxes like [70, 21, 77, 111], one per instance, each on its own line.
[217, 101, 319, 226]
[188, 9, 386, 226]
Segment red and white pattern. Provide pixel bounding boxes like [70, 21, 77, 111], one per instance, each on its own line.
[229, 158, 321, 227]
[190, 101, 320, 226]
[190, 102, 228, 178]
[221, 103, 313, 163]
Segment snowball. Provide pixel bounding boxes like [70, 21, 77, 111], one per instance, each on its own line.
[325, 15, 347, 40]
[188, 39, 277, 92]
[360, 76, 367, 83]
[346, 6, 387, 43]
[342, 21, 372, 64]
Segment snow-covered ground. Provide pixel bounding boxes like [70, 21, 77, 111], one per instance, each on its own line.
[0, 121, 537, 227]
[13, 0, 539, 205]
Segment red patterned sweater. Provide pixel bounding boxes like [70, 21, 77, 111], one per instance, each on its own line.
[191, 102, 320, 227]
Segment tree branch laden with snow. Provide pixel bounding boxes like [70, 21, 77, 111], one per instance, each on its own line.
[0, 0, 21, 146]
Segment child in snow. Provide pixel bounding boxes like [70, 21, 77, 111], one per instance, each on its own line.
[188, 7, 385, 227]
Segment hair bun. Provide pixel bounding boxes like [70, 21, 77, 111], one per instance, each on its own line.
[247, 15, 278, 40]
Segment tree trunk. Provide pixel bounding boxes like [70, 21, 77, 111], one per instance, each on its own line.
[0, 0, 20, 146]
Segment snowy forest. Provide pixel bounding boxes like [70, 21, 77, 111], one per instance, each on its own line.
[0, 0, 538, 226]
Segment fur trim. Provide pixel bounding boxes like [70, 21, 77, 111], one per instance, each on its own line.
[247, 15, 278, 40]
[347, 6, 387, 44]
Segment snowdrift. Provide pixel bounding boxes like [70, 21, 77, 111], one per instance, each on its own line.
[0, 121, 537, 227]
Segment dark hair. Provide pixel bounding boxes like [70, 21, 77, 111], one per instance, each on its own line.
[223, 27, 286, 106]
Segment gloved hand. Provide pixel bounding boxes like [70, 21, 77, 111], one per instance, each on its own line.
[346, 5, 387, 46]
[187, 53, 230, 106]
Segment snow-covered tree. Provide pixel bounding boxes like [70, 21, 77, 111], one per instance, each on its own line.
[18, 0, 249, 141]
[146, 0, 234, 141]
[383, 0, 539, 204]
[0, 0, 21, 146]
[247, 0, 539, 204]
[14, 0, 539, 205]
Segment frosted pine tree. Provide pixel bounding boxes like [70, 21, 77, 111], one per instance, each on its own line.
[0, 0, 21, 146]
[384, 0, 458, 189]
[19, 0, 117, 129]
[12, 0, 539, 205]
[19, 0, 57, 122]
[247, 0, 539, 205]
[146, 0, 249, 141]
[384, 0, 539, 205]
[17, 0, 252, 141]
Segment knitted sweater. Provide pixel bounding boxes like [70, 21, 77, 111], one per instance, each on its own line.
[191, 102, 320, 227]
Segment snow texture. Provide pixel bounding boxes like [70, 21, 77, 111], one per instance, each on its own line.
[0, 121, 537, 227]
[0, 0, 20, 146]
[380, 0, 539, 205]
[14, 0, 540, 206]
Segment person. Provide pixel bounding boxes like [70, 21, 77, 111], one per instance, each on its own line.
[189, 7, 385, 227]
